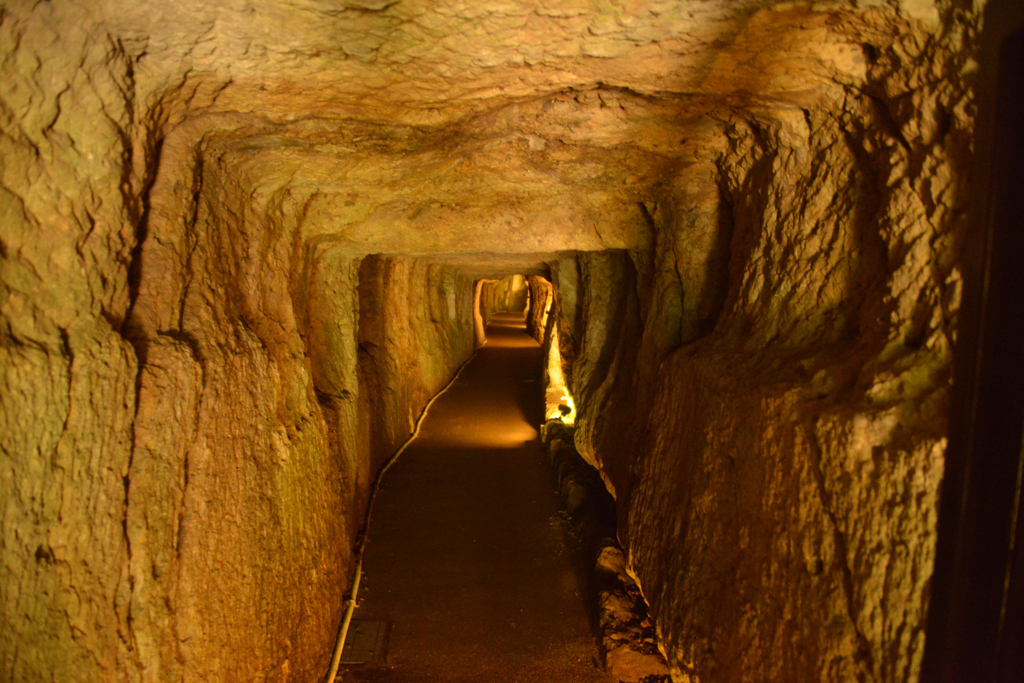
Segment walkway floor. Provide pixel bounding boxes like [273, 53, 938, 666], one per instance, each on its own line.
[341, 314, 609, 683]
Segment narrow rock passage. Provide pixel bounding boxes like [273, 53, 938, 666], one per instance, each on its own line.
[342, 314, 609, 683]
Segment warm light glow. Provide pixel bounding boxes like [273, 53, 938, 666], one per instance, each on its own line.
[545, 324, 577, 425]
[538, 282, 553, 338]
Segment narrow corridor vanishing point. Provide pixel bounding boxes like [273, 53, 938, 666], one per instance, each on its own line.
[341, 314, 609, 682]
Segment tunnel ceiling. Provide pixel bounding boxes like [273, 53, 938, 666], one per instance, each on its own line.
[125, 0, 872, 122]
[417, 254, 558, 279]
[99, 0, 920, 273]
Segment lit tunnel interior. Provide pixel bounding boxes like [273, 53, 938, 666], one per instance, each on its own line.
[1, 1, 1020, 682]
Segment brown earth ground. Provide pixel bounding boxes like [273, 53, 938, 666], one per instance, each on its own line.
[340, 313, 609, 683]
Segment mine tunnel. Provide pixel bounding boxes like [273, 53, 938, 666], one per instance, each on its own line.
[3, 1, 1024, 682]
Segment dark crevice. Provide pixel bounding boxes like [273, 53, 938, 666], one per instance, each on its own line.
[35, 544, 55, 564]
[157, 329, 207, 370]
[838, 123, 891, 349]
[862, 43, 879, 65]
[695, 180, 736, 340]
[175, 454, 189, 560]
[863, 90, 912, 153]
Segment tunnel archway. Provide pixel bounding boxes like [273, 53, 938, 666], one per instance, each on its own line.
[0, 2, 998, 681]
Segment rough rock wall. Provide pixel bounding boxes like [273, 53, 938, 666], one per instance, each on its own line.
[119, 128, 348, 682]
[562, 5, 980, 682]
[0, 24, 475, 674]
[123, 135, 479, 680]
[0, 5, 144, 680]
[569, 250, 645, 500]
[548, 257, 584, 387]
[0, 0, 983, 680]
[357, 255, 477, 482]
[525, 276, 553, 345]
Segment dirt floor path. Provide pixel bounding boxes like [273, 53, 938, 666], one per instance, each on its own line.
[340, 313, 609, 683]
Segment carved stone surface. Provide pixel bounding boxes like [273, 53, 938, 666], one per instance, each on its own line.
[0, 0, 979, 680]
